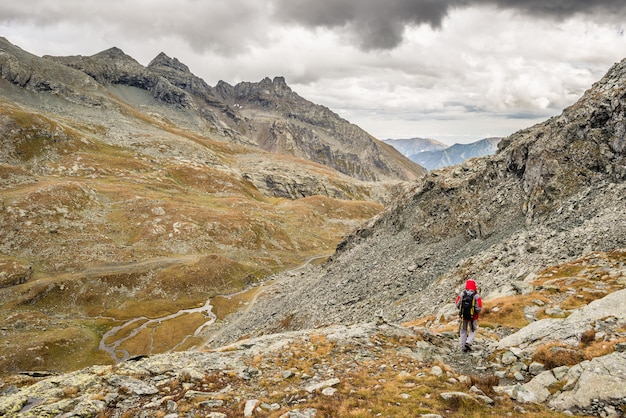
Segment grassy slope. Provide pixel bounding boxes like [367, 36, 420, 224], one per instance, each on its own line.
[0, 101, 384, 375]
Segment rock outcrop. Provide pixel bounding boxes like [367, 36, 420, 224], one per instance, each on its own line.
[497, 288, 626, 351]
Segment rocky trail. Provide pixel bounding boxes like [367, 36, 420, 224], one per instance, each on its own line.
[3, 250, 625, 417]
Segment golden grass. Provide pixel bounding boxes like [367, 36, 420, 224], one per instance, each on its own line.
[211, 285, 267, 320]
[150, 312, 208, 354]
[480, 293, 550, 329]
[531, 342, 587, 369]
[0, 323, 113, 376]
[560, 290, 608, 310]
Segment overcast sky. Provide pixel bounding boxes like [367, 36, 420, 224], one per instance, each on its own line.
[2, 1, 626, 144]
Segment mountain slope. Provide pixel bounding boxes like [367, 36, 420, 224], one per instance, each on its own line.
[0, 37, 420, 375]
[205, 57, 626, 346]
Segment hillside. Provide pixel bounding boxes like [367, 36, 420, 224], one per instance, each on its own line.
[48, 45, 423, 183]
[1, 250, 624, 417]
[0, 37, 423, 376]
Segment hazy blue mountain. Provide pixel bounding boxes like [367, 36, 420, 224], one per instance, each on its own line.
[383, 136, 501, 171]
[382, 137, 447, 156]
[409, 137, 501, 170]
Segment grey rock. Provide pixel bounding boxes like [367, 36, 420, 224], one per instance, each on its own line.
[280, 408, 318, 418]
[498, 289, 626, 351]
[244, 399, 259, 417]
[528, 362, 545, 375]
[549, 352, 626, 412]
[304, 378, 340, 393]
[522, 370, 558, 403]
[552, 366, 570, 381]
[545, 306, 566, 317]
[501, 350, 518, 365]
[430, 365, 443, 376]
[440, 391, 478, 402]
[106, 375, 159, 395]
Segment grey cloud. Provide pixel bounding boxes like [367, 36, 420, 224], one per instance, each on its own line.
[2, 0, 624, 55]
[272, 0, 454, 50]
[0, 0, 272, 55]
[478, 0, 626, 18]
[271, 0, 626, 50]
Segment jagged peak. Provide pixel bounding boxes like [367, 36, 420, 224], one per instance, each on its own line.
[234, 76, 293, 98]
[258, 76, 291, 92]
[148, 52, 190, 73]
[91, 47, 137, 62]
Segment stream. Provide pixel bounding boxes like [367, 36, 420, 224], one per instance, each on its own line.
[99, 298, 216, 362]
[98, 255, 327, 362]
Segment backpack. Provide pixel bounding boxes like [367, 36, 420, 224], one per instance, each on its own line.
[460, 290, 475, 320]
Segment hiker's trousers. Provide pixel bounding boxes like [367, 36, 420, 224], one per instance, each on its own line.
[459, 319, 478, 348]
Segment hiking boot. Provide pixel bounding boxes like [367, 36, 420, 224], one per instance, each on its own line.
[463, 345, 472, 352]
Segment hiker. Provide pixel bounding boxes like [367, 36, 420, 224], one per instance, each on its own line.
[455, 278, 482, 352]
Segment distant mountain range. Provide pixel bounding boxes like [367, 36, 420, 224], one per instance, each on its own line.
[383, 137, 502, 170]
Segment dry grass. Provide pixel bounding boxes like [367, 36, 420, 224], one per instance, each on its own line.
[480, 293, 549, 329]
[211, 286, 267, 320]
[561, 290, 608, 310]
[235, 333, 569, 418]
[531, 342, 587, 369]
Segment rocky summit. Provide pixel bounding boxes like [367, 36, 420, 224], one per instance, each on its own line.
[1, 37, 626, 417]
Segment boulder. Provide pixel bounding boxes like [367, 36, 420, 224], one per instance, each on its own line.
[549, 352, 626, 413]
[497, 289, 626, 350]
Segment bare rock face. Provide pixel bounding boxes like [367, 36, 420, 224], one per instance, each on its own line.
[48, 47, 195, 109]
[0, 37, 102, 105]
[43, 41, 423, 183]
[215, 76, 424, 182]
[499, 58, 626, 221]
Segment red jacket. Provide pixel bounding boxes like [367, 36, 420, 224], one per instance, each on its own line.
[455, 279, 482, 320]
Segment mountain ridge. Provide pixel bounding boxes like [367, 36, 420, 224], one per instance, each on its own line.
[410, 137, 502, 170]
[384, 136, 502, 171]
[42, 42, 424, 182]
